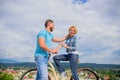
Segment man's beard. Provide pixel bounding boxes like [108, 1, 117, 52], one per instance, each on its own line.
[50, 27, 54, 32]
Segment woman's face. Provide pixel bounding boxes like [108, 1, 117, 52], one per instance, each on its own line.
[69, 28, 76, 36]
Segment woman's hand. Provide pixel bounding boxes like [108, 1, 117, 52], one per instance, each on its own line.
[60, 43, 70, 49]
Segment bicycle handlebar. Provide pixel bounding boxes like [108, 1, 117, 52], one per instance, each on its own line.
[48, 53, 51, 60]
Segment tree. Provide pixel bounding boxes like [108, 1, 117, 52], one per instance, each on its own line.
[0, 72, 14, 80]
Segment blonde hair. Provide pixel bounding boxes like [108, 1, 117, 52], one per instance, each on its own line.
[68, 26, 77, 34]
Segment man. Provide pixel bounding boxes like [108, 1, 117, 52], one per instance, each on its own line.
[34, 19, 67, 80]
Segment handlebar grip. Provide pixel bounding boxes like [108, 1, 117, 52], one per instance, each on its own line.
[48, 53, 51, 60]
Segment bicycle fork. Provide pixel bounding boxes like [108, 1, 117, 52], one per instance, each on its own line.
[48, 62, 59, 80]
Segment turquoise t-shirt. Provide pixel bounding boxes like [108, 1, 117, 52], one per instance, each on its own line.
[35, 30, 54, 57]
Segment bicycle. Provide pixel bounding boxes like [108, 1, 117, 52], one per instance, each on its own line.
[20, 55, 99, 80]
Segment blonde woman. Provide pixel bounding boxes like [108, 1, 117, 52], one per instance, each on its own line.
[53, 26, 79, 80]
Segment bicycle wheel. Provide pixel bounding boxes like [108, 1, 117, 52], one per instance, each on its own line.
[70, 68, 99, 80]
[20, 68, 51, 80]
[20, 68, 37, 80]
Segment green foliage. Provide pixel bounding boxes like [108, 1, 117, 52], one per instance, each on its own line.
[0, 72, 14, 80]
[28, 74, 33, 78]
[95, 69, 119, 80]
[13, 67, 20, 70]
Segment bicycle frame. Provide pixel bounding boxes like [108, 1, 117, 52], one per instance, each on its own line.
[48, 61, 59, 80]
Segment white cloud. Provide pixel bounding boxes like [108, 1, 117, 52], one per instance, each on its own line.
[0, 0, 120, 64]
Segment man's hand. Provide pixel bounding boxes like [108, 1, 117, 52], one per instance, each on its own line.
[51, 49, 58, 54]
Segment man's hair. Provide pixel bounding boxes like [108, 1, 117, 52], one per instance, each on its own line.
[45, 19, 54, 27]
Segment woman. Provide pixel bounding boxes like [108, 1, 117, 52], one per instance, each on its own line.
[53, 26, 79, 80]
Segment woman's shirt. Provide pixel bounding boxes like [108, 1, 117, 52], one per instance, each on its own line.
[66, 35, 78, 53]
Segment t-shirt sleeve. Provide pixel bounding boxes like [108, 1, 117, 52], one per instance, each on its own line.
[38, 31, 46, 39]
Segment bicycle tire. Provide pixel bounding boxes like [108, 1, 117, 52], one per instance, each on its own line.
[70, 68, 99, 80]
[20, 68, 37, 80]
[20, 68, 51, 80]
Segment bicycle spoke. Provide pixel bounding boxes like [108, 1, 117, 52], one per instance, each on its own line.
[20, 69, 37, 80]
[77, 69, 98, 80]
[22, 71, 36, 80]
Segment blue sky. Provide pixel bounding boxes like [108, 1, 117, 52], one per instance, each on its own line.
[0, 0, 120, 64]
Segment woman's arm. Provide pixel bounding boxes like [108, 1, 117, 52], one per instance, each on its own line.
[60, 43, 70, 49]
[51, 43, 64, 54]
[61, 43, 77, 50]
[62, 35, 78, 50]
[55, 44, 63, 51]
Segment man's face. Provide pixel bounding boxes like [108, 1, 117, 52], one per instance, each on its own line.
[48, 22, 54, 32]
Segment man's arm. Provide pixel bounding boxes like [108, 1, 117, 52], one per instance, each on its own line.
[52, 35, 68, 42]
[39, 37, 66, 54]
[38, 37, 57, 53]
